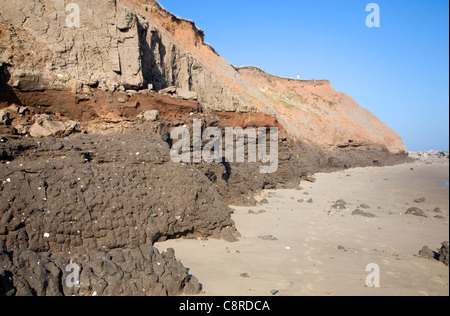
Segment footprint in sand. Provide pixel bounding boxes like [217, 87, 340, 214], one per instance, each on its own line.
[276, 279, 292, 290]
[300, 283, 315, 294]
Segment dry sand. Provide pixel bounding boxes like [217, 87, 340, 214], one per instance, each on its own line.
[155, 162, 449, 296]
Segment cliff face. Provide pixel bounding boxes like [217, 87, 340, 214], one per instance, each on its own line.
[0, 0, 267, 113]
[0, 0, 407, 154]
[0, 0, 411, 297]
[236, 67, 407, 154]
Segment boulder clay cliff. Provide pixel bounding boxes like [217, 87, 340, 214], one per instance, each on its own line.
[0, 0, 407, 154]
[0, 0, 409, 296]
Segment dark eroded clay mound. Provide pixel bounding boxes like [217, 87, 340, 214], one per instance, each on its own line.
[0, 245, 201, 296]
[0, 132, 238, 256]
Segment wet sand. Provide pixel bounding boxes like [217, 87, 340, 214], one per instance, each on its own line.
[155, 162, 449, 296]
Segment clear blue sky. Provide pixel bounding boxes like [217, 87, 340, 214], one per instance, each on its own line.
[158, 0, 449, 151]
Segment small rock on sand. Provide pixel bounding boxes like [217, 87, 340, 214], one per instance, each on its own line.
[440, 242, 449, 266]
[258, 235, 278, 241]
[414, 197, 426, 204]
[352, 209, 376, 218]
[419, 242, 449, 267]
[406, 207, 427, 217]
[305, 176, 316, 183]
[419, 246, 438, 260]
[331, 200, 347, 210]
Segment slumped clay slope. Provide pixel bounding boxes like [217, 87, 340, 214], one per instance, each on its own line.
[236, 66, 406, 154]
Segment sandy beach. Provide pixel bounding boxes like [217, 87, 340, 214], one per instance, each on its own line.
[156, 162, 449, 296]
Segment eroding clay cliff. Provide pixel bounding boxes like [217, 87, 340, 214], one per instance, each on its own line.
[0, 0, 411, 296]
[0, 0, 407, 155]
[0, 246, 201, 296]
[0, 0, 267, 114]
[236, 66, 407, 154]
